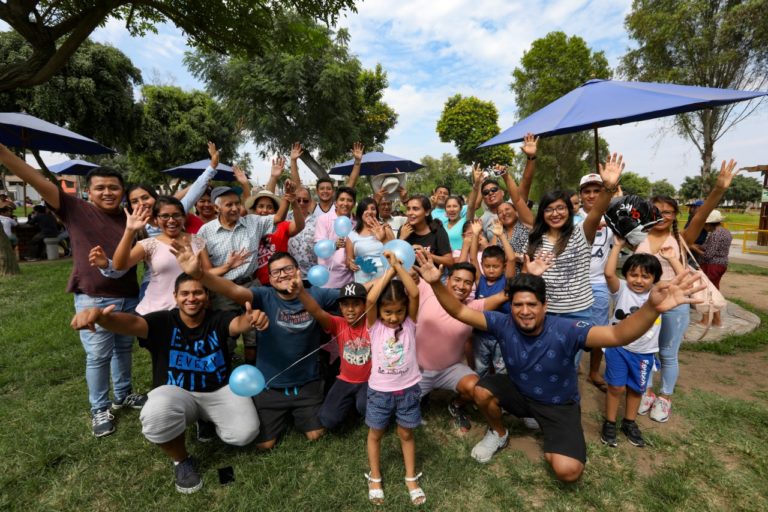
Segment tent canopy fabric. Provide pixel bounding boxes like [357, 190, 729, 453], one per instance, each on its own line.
[162, 159, 235, 182]
[331, 151, 424, 176]
[0, 112, 115, 154]
[47, 159, 99, 176]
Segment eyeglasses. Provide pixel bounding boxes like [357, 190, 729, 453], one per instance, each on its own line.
[482, 187, 500, 197]
[157, 213, 185, 221]
[659, 210, 676, 217]
[543, 205, 568, 215]
[269, 264, 297, 278]
[296, 198, 311, 204]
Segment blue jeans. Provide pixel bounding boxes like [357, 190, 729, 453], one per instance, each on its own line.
[74, 294, 139, 413]
[657, 303, 690, 395]
[473, 334, 506, 378]
[590, 284, 610, 327]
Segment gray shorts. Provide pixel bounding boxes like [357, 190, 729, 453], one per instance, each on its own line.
[140, 384, 260, 446]
[419, 363, 476, 397]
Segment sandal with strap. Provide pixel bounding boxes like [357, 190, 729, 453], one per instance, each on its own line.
[365, 472, 384, 505]
[405, 472, 426, 506]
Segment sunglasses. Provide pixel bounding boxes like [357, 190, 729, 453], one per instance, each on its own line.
[296, 198, 311, 204]
[482, 187, 500, 197]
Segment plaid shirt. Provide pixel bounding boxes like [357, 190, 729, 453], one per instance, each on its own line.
[198, 214, 274, 280]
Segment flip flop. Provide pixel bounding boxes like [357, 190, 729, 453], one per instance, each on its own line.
[587, 378, 608, 393]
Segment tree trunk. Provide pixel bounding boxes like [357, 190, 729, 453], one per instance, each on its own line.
[299, 153, 329, 180]
[0, 229, 20, 276]
[700, 110, 715, 197]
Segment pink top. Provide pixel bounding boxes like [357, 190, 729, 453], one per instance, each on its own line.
[314, 210, 354, 288]
[136, 236, 205, 315]
[415, 280, 485, 371]
[368, 317, 421, 392]
[634, 233, 683, 282]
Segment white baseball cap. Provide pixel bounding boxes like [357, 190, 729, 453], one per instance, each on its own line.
[579, 173, 603, 189]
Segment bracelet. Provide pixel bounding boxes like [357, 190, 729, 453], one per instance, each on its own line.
[526, 155, 537, 161]
[604, 185, 619, 193]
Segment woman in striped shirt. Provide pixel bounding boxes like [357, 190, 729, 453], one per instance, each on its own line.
[524, 154, 624, 321]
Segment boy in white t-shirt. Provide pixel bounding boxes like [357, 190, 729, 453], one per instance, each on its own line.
[601, 240, 664, 448]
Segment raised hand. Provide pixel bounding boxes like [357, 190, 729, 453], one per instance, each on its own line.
[648, 269, 706, 313]
[171, 239, 202, 278]
[399, 222, 413, 240]
[284, 179, 296, 196]
[125, 206, 150, 231]
[271, 156, 286, 178]
[598, 153, 625, 190]
[520, 133, 539, 158]
[658, 245, 676, 261]
[491, 220, 503, 239]
[244, 302, 270, 331]
[352, 141, 364, 161]
[233, 164, 248, 185]
[414, 250, 443, 284]
[714, 159, 739, 190]
[383, 250, 401, 268]
[471, 219, 483, 237]
[373, 188, 385, 204]
[71, 304, 115, 332]
[290, 142, 304, 161]
[226, 248, 251, 270]
[208, 141, 220, 169]
[88, 245, 108, 269]
[286, 271, 303, 295]
[472, 163, 484, 186]
[523, 251, 555, 276]
[398, 185, 409, 203]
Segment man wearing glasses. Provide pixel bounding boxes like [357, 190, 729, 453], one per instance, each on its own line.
[174, 248, 340, 449]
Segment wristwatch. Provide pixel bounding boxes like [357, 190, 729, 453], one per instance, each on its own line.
[527, 155, 537, 161]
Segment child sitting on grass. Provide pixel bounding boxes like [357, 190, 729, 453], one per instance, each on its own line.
[601, 239, 666, 447]
[364, 251, 424, 506]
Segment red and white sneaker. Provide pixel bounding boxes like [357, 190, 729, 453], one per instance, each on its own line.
[650, 396, 672, 423]
[638, 391, 656, 416]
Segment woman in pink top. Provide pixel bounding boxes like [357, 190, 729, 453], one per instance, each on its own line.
[314, 186, 356, 288]
[633, 160, 739, 423]
[364, 252, 424, 506]
[112, 196, 246, 315]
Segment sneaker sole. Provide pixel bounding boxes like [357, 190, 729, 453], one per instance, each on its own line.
[175, 480, 203, 494]
[650, 415, 669, 423]
[93, 427, 116, 438]
[600, 436, 617, 448]
[112, 403, 144, 410]
[625, 438, 645, 447]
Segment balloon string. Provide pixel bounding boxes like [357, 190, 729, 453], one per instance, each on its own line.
[264, 301, 378, 389]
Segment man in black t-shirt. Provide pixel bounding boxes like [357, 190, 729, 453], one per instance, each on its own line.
[71, 274, 269, 494]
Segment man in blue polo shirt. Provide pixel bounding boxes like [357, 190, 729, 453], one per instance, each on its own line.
[414, 251, 702, 483]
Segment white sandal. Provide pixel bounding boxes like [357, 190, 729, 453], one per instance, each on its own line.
[405, 472, 426, 505]
[365, 472, 384, 505]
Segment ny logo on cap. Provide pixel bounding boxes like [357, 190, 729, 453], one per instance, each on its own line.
[344, 284, 357, 296]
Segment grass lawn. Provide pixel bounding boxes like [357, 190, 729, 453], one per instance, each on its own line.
[2, 260, 767, 511]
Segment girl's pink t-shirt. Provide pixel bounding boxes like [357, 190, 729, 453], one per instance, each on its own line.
[368, 317, 421, 393]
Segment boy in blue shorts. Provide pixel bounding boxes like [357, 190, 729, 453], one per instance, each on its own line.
[601, 240, 663, 447]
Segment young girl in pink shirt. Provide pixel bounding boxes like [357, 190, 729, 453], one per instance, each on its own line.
[364, 251, 424, 506]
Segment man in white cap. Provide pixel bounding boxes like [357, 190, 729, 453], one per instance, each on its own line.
[577, 173, 614, 392]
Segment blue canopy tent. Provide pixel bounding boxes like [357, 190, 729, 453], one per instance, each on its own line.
[330, 151, 424, 176]
[479, 79, 768, 170]
[47, 159, 99, 176]
[0, 112, 115, 154]
[162, 159, 235, 182]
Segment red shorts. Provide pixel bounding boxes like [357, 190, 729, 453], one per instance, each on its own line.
[700, 263, 727, 289]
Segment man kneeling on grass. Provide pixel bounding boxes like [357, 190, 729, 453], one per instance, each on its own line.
[414, 251, 703, 483]
[71, 273, 267, 493]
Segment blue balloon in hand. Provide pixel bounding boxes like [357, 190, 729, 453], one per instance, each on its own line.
[334, 216, 353, 238]
[229, 364, 266, 397]
[314, 239, 336, 259]
[307, 265, 330, 287]
[380, 239, 416, 270]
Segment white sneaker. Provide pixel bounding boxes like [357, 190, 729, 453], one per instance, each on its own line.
[650, 396, 671, 423]
[638, 391, 657, 416]
[471, 428, 509, 463]
[522, 417, 540, 430]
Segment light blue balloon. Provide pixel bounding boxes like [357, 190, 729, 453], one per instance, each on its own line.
[314, 239, 336, 259]
[307, 265, 330, 287]
[229, 364, 266, 397]
[380, 239, 416, 270]
[334, 215, 353, 237]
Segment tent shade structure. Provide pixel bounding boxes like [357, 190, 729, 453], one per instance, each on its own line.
[47, 159, 99, 176]
[0, 112, 115, 154]
[162, 159, 235, 182]
[331, 151, 424, 176]
[479, 79, 768, 148]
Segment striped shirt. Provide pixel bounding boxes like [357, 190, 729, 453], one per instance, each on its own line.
[197, 214, 274, 280]
[525, 223, 594, 314]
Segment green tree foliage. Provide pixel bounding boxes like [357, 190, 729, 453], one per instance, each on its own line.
[621, 0, 768, 191]
[510, 32, 612, 197]
[0, 33, 142, 152]
[679, 174, 717, 200]
[0, 0, 356, 92]
[186, 18, 397, 180]
[620, 171, 652, 198]
[436, 94, 514, 168]
[724, 175, 762, 206]
[651, 179, 676, 198]
[126, 85, 243, 184]
[406, 154, 471, 199]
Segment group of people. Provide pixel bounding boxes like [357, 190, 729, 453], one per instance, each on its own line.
[0, 136, 739, 502]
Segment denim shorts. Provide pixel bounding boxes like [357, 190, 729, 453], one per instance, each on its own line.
[365, 384, 421, 430]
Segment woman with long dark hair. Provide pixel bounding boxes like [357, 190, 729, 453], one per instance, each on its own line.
[633, 160, 739, 423]
[398, 195, 453, 268]
[346, 197, 393, 283]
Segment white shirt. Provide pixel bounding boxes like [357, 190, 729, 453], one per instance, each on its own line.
[610, 281, 660, 354]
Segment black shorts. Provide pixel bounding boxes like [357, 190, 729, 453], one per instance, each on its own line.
[254, 379, 324, 443]
[477, 374, 586, 463]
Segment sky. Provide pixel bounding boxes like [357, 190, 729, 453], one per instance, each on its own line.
[9, 0, 768, 187]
